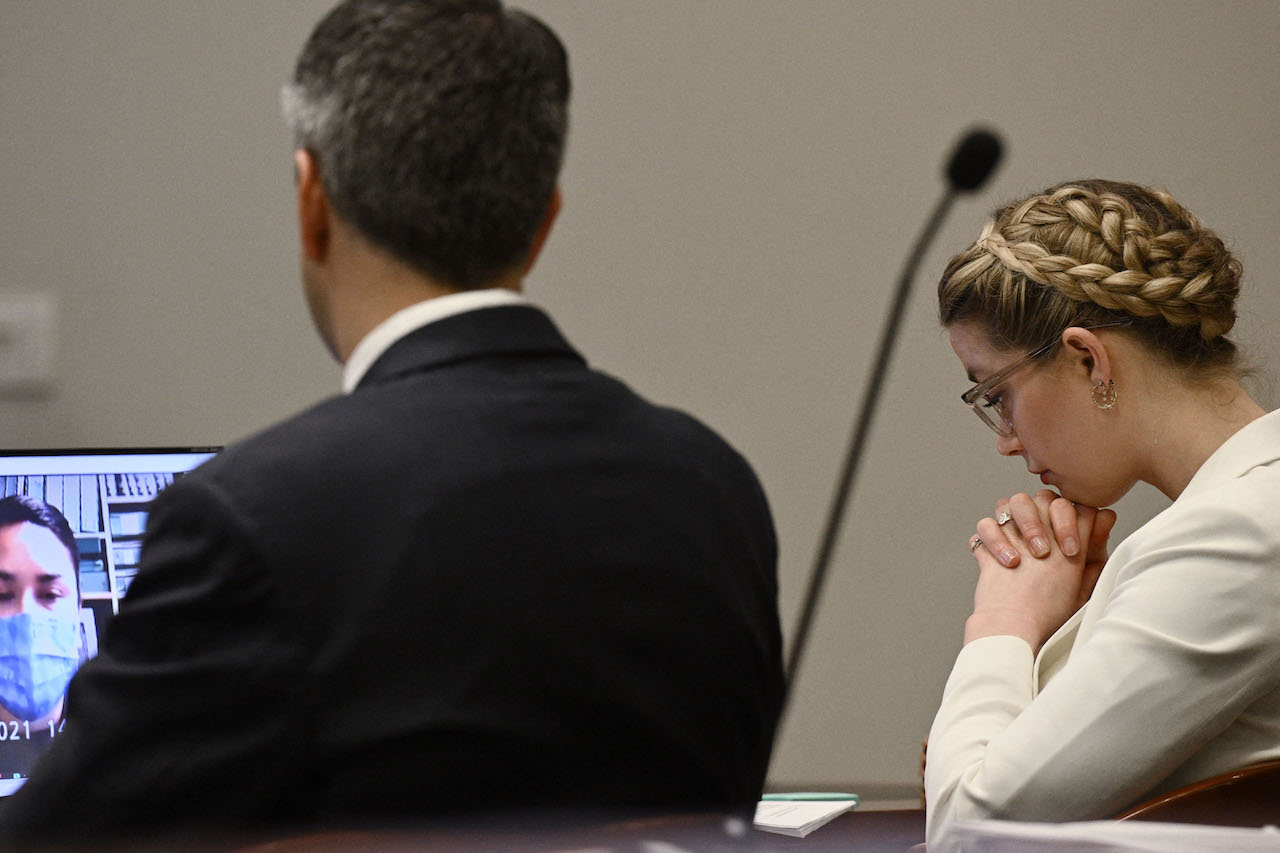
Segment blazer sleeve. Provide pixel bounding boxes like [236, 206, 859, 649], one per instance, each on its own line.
[924, 483, 1280, 845]
[0, 479, 311, 845]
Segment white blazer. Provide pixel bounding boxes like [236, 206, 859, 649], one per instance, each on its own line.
[925, 409, 1280, 845]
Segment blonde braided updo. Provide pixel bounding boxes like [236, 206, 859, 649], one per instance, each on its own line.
[938, 179, 1242, 370]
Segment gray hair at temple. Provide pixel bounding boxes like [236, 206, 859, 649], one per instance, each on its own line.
[281, 0, 570, 288]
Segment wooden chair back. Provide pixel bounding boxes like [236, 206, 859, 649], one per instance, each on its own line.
[1115, 759, 1280, 826]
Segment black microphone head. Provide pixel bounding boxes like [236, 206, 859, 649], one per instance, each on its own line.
[946, 129, 1003, 192]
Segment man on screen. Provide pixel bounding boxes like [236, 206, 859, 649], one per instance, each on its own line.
[0, 496, 82, 773]
[0, 0, 783, 844]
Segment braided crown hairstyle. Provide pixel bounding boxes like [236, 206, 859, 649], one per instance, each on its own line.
[938, 179, 1242, 371]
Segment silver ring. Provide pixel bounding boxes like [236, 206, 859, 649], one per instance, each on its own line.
[996, 511, 1012, 526]
[970, 537, 983, 552]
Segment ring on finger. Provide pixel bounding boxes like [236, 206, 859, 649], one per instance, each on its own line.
[996, 511, 1012, 526]
[969, 536, 983, 553]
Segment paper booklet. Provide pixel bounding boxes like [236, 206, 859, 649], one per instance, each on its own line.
[753, 797, 859, 838]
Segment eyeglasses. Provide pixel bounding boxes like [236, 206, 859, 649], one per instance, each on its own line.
[959, 321, 1130, 436]
[960, 339, 1058, 436]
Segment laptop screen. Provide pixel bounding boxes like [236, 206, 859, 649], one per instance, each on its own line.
[0, 447, 218, 795]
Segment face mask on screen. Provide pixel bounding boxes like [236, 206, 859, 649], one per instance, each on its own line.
[0, 611, 82, 721]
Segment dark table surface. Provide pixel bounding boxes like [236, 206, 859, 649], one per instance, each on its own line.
[15, 808, 927, 852]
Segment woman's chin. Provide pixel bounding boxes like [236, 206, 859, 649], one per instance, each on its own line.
[1057, 481, 1131, 509]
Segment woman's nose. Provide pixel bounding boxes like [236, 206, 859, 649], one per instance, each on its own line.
[996, 430, 1023, 456]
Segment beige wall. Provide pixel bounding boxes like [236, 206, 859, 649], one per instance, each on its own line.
[2, 1, 1278, 796]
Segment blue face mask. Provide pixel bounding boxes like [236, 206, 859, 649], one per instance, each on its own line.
[0, 611, 82, 721]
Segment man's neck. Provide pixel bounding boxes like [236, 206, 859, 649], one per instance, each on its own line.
[325, 224, 524, 363]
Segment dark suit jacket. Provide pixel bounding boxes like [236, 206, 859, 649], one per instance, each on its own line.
[0, 305, 783, 843]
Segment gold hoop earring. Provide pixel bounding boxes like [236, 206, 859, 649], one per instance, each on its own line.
[1091, 379, 1117, 410]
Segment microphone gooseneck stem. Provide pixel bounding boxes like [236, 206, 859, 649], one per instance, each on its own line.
[783, 187, 957, 697]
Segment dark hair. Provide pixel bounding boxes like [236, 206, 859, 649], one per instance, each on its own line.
[0, 495, 80, 598]
[938, 179, 1242, 373]
[282, 0, 571, 288]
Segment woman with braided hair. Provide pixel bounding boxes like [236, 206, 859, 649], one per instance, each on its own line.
[923, 179, 1280, 840]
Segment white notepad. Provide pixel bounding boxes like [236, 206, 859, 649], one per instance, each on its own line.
[753, 798, 858, 837]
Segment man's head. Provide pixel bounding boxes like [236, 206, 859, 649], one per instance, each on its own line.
[0, 495, 82, 724]
[282, 0, 570, 290]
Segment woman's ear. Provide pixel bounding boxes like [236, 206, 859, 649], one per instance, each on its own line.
[1060, 327, 1113, 384]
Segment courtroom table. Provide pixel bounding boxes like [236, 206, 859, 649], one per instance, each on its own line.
[12, 808, 927, 852]
[228, 808, 928, 851]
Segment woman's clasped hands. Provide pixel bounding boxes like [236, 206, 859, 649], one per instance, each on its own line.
[965, 490, 1117, 653]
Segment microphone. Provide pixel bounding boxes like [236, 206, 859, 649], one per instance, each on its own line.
[947, 130, 1003, 192]
[782, 129, 1004, 698]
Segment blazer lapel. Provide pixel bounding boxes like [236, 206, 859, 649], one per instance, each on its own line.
[1033, 608, 1082, 694]
[1033, 549, 1128, 695]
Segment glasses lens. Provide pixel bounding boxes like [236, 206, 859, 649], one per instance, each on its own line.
[991, 401, 1014, 436]
[972, 399, 1013, 436]
[967, 389, 1018, 435]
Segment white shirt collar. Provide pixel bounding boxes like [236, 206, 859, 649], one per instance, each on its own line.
[341, 288, 529, 393]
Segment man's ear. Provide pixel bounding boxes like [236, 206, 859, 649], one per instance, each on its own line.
[1060, 326, 1113, 384]
[294, 149, 331, 262]
[521, 187, 562, 276]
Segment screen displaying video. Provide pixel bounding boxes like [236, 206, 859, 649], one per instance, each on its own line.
[0, 449, 217, 794]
